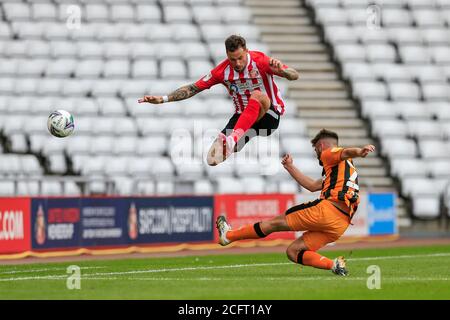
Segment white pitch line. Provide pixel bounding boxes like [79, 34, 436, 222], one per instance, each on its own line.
[0, 266, 107, 275]
[4, 276, 449, 282]
[349, 252, 450, 261]
[1, 252, 449, 282]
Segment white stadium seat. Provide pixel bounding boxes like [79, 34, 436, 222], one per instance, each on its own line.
[84, 4, 109, 22]
[388, 82, 421, 101]
[418, 139, 450, 159]
[163, 5, 193, 23]
[110, 5, 135, 22]
[380, 138, 418, 158]
[160, 60, 187, 79]
[407, 120, 444, 139]
[390, 158, 428, 178]
[412, 196, 441, 219]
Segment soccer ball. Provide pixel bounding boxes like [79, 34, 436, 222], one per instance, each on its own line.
[47, 110, 75, 138]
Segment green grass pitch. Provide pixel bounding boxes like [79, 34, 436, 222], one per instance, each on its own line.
[1, 245, 449, 300]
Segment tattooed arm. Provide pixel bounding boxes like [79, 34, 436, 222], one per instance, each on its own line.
[138, 83, 202, 104]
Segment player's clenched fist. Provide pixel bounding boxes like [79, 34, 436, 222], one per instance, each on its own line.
[269, 58, 284, 73]
[138, 95, 164, 104]
[281, 154, 293, 167]
[359, 145, 376, 158]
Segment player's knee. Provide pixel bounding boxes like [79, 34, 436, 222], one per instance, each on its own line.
[207, 159, 218, 166]
[250, 91, 269, 105]
[206, 153, 218, 166]
[286, 246, 298, 263]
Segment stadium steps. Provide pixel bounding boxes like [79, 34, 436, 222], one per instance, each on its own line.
[298, 109, 358, 118]
[246, 0, 394, 186]
[290, 90, 349, 99]
[289, 80, 346, 90]
[298, 99, 354, 108]
[247, 0, 306, 7]
[293, 72, 338, 80]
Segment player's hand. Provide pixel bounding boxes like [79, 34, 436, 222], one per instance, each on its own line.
[138, 95, 164, 104]
[269, 58, 285, 74]
[360, 145, 376, 158]
[281, 154, 293, 167]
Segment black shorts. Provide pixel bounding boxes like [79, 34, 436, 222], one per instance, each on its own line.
[221, 105, 280, 151]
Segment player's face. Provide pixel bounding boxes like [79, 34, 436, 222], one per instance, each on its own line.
[227, 47, 248, 72]
[314, 141, 323, 159]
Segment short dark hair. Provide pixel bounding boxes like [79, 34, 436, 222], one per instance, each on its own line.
[310, 129, 339, 146]
[225, 35, 246, 52]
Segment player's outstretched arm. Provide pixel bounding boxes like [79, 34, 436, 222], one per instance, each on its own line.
[341, 145, 376, 161]
[281, 154, 322, 192]
[138, 83, 203, 104]
[269, 58, 299, 81]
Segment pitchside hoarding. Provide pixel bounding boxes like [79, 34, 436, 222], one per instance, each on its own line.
[131, 196, 214, 244]
[0, 192, 397, 255]
[31, 197, 81, 249]
[214, 194, 297, 242]
[368, 193, 397, 235]
[30, 196, 215, 250]
[0, 198, 31, 253]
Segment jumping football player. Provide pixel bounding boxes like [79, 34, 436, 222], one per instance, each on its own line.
[138, 35, 299, 165]
[216, 129, 376, 276]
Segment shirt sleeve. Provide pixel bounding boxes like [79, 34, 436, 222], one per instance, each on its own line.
[194, 69, 221, 90]
[320, 147, 344, 166]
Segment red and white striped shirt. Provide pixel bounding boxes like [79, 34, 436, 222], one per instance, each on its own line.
[195, 51, 287, 115]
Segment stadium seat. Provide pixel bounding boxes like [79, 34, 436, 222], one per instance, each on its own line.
[0, 181, 15, 196]
[401, 177, 448, 197]
[428, 160, 450, 178]
[132, 60, 158, 79]
[156, 181, 175, 195]
[216, 177, 244, 193]
[97, 98, 126, 116]
[418, 139, 450, 159]
[160, 60, 187, 79]
[366, 44, 397, 63]
[32, 3, 57, 21]
[382, 9, 413, 26]
[412, 9, 445, 27]
[390, 158, 428, 178]
[399, 45, 431, 64]
[381, 138, 417, 159]
[171, 24, 202, 41]
[352, 81, 388, 100]
[194, 179, 214, 195]
[84, 4, 109, 22]
[8, 134, 28, 153]
[371, 119, 408, 137]
[407, 120, 444, 139]
[163, 5, 193, 23]
[361, 101, 397, 120]
[412, 196, 441, 219]
[3, 3, 31, 21]
[387, 82, 421, 101]
[372, 63, 412, 82]
[394, 102, 430, 120]
[46, 58, 77, 77]
[388, 27, 423, 45]
[110, 4, 135, 22]
[135, 5, 162, 23]
[48, 154, 67, 174]
[421, 83, 449, 101]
